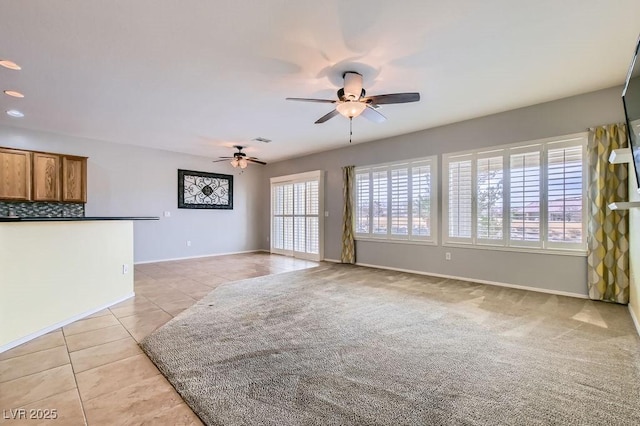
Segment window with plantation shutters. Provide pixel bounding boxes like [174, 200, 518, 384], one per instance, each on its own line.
[305, 180, 320, 254]
[443, 133, 586, 253]
[411, 162, 431, 237]
[293, 182, 306, 254]
[546, 144, 583, 247]
[271, 185, 285, 251]
[372, 169, 388, 235]
[509, 149, 541, 245]
[390, 167, 409, 236]
[354, 156, 437, 243]
[476, 155, 504, 241]
[447, 157, 472, 241]
[355, 170, 370, 234]
[270, 171, 323, 261]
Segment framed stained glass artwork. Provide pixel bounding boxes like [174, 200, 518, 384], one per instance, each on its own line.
[178, 169, 233, 209]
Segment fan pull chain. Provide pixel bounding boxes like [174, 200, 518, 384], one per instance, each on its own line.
[349, 117, 353, 143]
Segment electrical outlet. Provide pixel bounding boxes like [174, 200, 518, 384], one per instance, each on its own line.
[164, 211, 171, 217]
[122, 264, 129, 274]
[186, 240, 191, 247]
[325, 211, 329, 217]
[445, 252, 451, 261]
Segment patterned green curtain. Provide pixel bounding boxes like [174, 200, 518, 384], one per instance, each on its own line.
[587, 123, 629, 303]
[341, 165, 356, 264]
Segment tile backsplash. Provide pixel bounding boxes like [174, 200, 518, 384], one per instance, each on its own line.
[0, 201, 85, 218]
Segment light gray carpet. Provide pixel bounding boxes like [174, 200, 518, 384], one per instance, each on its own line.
[141, 264, 640, 425]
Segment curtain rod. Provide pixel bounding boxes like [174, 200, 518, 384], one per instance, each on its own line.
[587, 122, 626, 131]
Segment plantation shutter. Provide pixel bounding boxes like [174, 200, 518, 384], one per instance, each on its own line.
[270, 171, 323, 260]
[293, 182, 306, 253]
[547, 145, 584, 245]
[355, 170, 370, 235]
[372, 169, 388, 235]
[305, 180, 319, 254]
[476, 155, 504, 242]
[271, 186, 284, 250]
[411, 162, 431, 238]
[282, 184, 293, 251]
[509, 149, 542, 245]
[354, 157, 437, 243]
[448, 157, 473, 241]
[444, 134, 585, 251]
[390, 166, 409, 236]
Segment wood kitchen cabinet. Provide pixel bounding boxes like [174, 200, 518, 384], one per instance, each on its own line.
[61, 155, 87, 202]
[32, 152, 61, 201]
[0, 148, 32, 200]
[0, 147, 88, 203]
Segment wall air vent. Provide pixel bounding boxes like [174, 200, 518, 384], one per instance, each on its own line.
[252, 137, 272, 143]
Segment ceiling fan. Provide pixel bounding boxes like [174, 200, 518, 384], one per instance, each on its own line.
[286, 71, 420, 125]
[212, 145, 266, 169]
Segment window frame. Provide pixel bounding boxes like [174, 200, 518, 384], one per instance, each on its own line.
[354, 156, 438, 245]
[442, 133, 588, 255]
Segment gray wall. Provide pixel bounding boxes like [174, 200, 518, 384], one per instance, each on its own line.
[0, 126, 263, 263]
[261, 86, 627, 296]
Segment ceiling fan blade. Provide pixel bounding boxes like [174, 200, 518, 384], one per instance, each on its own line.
[246, 158, 267, 165]
[315, 109, 340, 124]
[212, 158, 233, 163]
[286, 97, 336, 103]
[343, 72, 363, 100]
[361, 105, 386, 123]
[364, 92, 420, 105]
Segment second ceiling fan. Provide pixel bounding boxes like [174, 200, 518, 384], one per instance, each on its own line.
[213, 145, 266, 169]
[286, 71, 420, 124]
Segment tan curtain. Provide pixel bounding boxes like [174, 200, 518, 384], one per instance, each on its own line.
[341, 165, 356, 264]
[587, 123, 630, 303]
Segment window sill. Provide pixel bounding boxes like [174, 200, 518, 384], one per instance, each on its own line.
[355, 237, 437, 247]
[442, 242, 587, 257]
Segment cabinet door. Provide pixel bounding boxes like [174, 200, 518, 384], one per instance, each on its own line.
[62, 156, 87, 202]
[0, 148, 32, 200]
[33, 152, 61, 201]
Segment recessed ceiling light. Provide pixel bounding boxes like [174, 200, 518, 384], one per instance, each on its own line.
[4, 90, 24, 98]
[0, 60, 21, 70]
[6, 110, 24, 118]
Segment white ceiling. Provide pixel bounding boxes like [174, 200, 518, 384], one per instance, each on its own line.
[0, 1, 639, 163]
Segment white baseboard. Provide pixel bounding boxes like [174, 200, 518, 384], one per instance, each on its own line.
[0, 292, 135, 354]
[134, 249, 264, 265]
[629, 305, 640, 337]
[353, 262, 589, 300]
[323, 258, 341, 263]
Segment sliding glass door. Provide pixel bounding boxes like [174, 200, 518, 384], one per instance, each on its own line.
[270, 171, 323, 261]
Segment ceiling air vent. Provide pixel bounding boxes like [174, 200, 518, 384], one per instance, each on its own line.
[252, 137, 272, 143]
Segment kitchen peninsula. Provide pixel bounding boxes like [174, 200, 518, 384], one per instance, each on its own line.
[0, 217, 157, 352]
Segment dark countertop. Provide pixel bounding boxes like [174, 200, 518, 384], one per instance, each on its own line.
[0, 216, 159, 222]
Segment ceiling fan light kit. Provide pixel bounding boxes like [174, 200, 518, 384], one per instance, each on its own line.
[336, 101, 367, 118]
[229, 157, 248, 168]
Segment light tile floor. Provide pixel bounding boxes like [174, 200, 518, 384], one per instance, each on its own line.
[0, 252, 318, 425]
